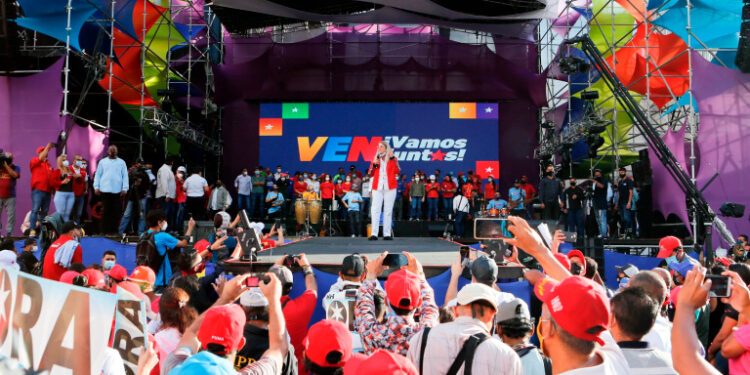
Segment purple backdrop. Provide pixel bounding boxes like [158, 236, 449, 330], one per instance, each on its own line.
[0, 59, 108, 235]
[648, 123, 691, 229]
[691, 51, 750, 245]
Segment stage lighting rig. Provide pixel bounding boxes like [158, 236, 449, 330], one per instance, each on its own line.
[558, 56, 591, 75]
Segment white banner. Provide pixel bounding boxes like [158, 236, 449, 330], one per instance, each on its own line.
[0, 266, 117, 375]
[113, 287, 148, 375]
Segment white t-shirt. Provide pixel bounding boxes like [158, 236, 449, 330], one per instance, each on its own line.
[183, 174, 208, 197]
[453, 195, 470, 213]
[643, 315, 672, 353]
[560, 333, 632, 375]
[154, 327, 183, 362]
[101, 347, 127, 375]
[322, 279, 365, 352]
[377, 158, 389, 191]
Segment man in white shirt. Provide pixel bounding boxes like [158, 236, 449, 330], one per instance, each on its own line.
[627, 270, 672, 353]
[452, 192, 470, 237]
[609, 287, 676, 374]
[534, 276, 631, 375]
[235, 168, 252, 213]
[322, 254, 367, 353]
[407, 283, 524, 375]
[183, 170, 209, 220]
[155, 160, 176, 225]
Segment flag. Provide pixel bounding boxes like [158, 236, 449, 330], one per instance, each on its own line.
[259, 118, 283, 136]
[282, 103, 309, 119]
[476, 103, 499, 119]
[449, 102, 476, 119]
[475, 161, 500, 179]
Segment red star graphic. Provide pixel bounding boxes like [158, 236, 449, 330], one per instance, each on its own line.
[430, 149, 447, 161]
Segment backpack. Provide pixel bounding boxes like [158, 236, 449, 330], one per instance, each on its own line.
[419, 327, 489, 375]
[136, 231, 164, 275]
[515, 346, 552, 375]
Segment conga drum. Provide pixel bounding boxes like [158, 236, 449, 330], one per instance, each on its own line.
[489, 208, 500, 217]
[295, 200, 308, 224]
[309, 200, 322, 224]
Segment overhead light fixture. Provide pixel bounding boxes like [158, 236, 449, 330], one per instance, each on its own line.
[558, 56, 591, 75]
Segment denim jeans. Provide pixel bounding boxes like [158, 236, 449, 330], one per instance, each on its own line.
[566, 208, 585, 238]
[454, 211, 467, 237]
[54, 191, 76, 222]
[595, 209, 607, 237]
[618, 204, 631, 235]
[158, 197, 173, 226]
[237, 194, 250, 212]
[72, 195, 85, 224]
[443, 197, 453, 218]
[0, 197, 16, 236]
[427, 197, 438, 219]
[362, 197, 370, 219]
[348, 210, 361, 236]
[30, 189, 51, 232]
[174, 202, 185, 233]
[410, 197, 422, 219]
[119, 197, 147, 234]
[250, 192, 264, 218]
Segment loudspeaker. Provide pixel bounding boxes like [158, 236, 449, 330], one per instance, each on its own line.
[632, 149, 652, 185]
[736, 22, 750, 72]
[720, 202, 746, 218]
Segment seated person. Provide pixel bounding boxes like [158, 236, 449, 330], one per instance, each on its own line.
[487, 192, 508, 211]
[208, 212, 239, 264]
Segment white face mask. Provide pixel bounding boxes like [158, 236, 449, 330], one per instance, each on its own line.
[277, 169, 282, 173]
[242, 171, 247, 176]
[32, 245, 39, 252]
[161, 221, 168, 231]
[346, 178, 351, 182]
[62, 160, 70, 167]
[414, 178, 420, 181]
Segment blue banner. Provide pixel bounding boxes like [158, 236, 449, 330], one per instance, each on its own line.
[259, 102, 501, 178]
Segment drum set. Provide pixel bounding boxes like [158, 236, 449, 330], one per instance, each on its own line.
[477, 206, 509, 218]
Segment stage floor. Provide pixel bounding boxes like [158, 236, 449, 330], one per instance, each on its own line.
[256, 237, 462, 266]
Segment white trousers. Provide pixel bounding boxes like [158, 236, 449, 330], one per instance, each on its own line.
[370, 188, 396, 237]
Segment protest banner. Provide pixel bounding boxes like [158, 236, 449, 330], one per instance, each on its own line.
[112, 287, 148, 375]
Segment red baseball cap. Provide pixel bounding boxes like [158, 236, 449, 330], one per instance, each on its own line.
[304, 320, 352, 367]
[36, 146, 45, 154]
[106, 264, 128, 282]
[343, 350, 418, 375]
[197, 304, 246, 354]
[81, 268, 106, 289]
[193, 239, 211, 252]
[535, 276, 610, 345]
[553, 253, 571, 271]
[657, 236, 682, 258]
[715, 257, 733, 267]
[384, 269, 422, 311]
[567, 250, 586, 274]
[59, 271, 81, 284]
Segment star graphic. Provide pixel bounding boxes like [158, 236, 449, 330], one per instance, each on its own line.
[265, 124, 274, 130]
[328, 301, 345, 321]
[485, 166, 494, 174]
[430, 149, 447, 161]
[459, 107, 466, 113]
[0, 276, 9, 321]
[485, 107, 493, 113]
[292, 107, 298, 113]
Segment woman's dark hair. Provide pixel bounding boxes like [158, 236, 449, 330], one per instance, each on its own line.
[159, 287, 198, 334]
[710, 264, 727, 276]
[146, 209, 167, 228]
[177, 250, 200, 272]
[0, 238, 15, 251]
[584, 257, 598, 279]
[729, 263, 750, 285]
[497, 318, 534, 339]
[69, 262, 86, 273]
[169, 276, 200, 309]
[303, 356, 344, 375]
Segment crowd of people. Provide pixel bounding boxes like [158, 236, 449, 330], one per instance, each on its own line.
[1, 209, 749, 375]
[0, 142, 644, 241]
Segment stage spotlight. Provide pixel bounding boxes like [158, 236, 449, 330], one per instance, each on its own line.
[581, 90, 599, 101]
[541, 121, 556, 129]
[720, 202, 746, 218]
[559, 56, 590, 75]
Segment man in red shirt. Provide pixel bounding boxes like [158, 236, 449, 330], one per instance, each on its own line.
[269, 254, 318, 374]
[519, 175, 537, 219]
[29, 143, 55, 235]
[320, 175, 335, 214]
[42, 221, 83, 281]
[440, 175, 456, 220]
[70, 154, 88, 224]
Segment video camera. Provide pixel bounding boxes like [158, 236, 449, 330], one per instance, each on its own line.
[0, 149, 12, 166]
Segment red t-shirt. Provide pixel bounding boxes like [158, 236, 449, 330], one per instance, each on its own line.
[30, 156, 53, 193]
[471, 177, 482, 195]
[425, 182, 440, 198]
[484, 182, 496, 200]
[175, 176, 187, 203]
[334, 184, 344, 197]
[0, 172, 12, 199]
[293, 180, 307, 197]
[342, 182, 352, 192]
[319, 181, 334, 199]
[520, 183, 536, 204]
[281, 290, 318, 374]
[462, 183, 473, 197]
[42, 234, 83, 281]
[441, 181, 456, 198]
[71, 167, 87, 196]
